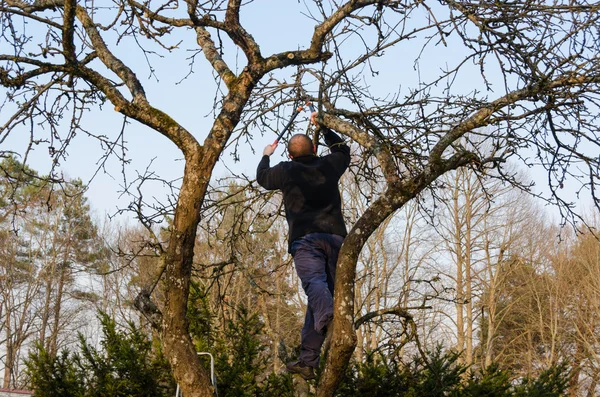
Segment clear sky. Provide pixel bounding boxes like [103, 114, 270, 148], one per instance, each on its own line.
[0, 2, 590, 223]
[2, 2, 323, 220]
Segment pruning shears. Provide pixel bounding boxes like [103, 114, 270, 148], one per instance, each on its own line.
[271, 101, 318, 147]
[305, 101, 319, 152]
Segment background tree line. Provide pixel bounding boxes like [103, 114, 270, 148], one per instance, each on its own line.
[1, 155, 598, 395]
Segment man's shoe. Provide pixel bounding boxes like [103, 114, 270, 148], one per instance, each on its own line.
[286, 360, 316, 380]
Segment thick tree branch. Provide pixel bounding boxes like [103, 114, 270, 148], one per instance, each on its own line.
[4, 0, 64, 13]
[195, 27, 236, 87]
[73, 63, 201, 160]
[0, 58, 66, 87]
[310, 0, 388, 53]
[318, 147, 480, 396]
[224, 0, 262, 65]
[263, 0, 397, 72]
[75, 5, 148, 104]
[429, 73, 600, 165]
[62, 0, 76, 63]
[320, 113, 399, 185]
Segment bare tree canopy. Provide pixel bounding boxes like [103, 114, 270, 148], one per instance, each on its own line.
[1, 1, 599, 396]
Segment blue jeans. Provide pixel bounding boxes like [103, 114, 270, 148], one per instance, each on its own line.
[290, 233, 344, 368]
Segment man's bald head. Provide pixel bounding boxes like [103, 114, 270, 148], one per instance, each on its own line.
[288, 134, 314, 158]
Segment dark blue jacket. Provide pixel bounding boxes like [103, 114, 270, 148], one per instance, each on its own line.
[257, 128, 351, 251]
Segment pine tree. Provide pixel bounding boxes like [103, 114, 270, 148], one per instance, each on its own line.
[25, 312, 175, 397]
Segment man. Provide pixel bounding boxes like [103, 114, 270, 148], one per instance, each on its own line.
[256, 124, 350, 380]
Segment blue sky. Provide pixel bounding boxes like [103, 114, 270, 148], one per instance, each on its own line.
[0, 2, 589, 222]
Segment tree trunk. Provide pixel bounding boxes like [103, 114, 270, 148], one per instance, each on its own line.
[40, 221, 61, 350]
[314, 126, 478, 394]
[568, 335, 586, 397]
[317, 192, 396, 396]
[3, 319, 12, 389]
[49, 264, 66, 357]
[39, 268, 54, 349]
[452, 180, 465, 363]
[158, 75, 255, 396]
[484, 288, 496, 368]
[274, 272, 282, 372]
[317, 184, 418, 396]
[464, 177, 473, 366]
[161, 155, 215, 397]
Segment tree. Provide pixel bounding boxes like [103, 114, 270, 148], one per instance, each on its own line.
[471, 216, 600, 396]
[432, 163, 538, 368]
[25, 312, 175, 397]
[544, 222, 600, 397]
[2, 2, 600, 396]
[0, 157, 45, 388]
[0, 157, 106, 387]
[35, 179, 106, 357]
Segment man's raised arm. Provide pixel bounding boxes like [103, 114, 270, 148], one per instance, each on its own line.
[256, 144, 284, 190]
[322, 127, 350, 177]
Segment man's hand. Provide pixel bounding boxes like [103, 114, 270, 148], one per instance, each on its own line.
[263, 143, 276, 156]
[310, 111, 318, 126]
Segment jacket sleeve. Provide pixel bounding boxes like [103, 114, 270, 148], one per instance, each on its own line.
[256, 155, 285, 190]
[322, 127, 351, 177]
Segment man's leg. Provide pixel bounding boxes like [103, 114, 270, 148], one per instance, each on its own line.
[323, 233, 344, 295]
[292, 234, 333, 334]
[290, 233, 344, 368]
[298, 305, 325, 368]
[289, 234, 330, 371]
[321, 233, 344, 350]
[286, 303, 329, 379]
